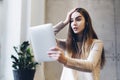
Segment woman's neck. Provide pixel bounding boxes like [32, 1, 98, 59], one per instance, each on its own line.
[74, 33, 83, 42]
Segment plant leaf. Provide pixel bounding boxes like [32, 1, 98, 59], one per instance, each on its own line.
[11, 55, 18, 63]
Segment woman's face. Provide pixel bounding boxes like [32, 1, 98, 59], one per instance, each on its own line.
[70, 11, 85, 34]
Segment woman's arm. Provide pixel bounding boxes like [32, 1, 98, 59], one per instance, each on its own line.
[53, 8, 77, 50]
[65, 40, 103, 71]
[53, 8, 76, 35]
[53, 21, 66, 35]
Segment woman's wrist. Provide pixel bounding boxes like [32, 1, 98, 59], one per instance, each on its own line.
[63, 20, 69, 26]
[62, 56, 67, 65]
[58, 56, 67, 65]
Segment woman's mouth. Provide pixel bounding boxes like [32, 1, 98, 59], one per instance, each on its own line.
[73, 27, 78, 31]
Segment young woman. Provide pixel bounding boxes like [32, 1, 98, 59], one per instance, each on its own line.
[48, 8, 105, 80]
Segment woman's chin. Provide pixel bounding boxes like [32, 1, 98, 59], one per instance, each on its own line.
[73, 31, 80, 34]
[73, 31, 83, 35]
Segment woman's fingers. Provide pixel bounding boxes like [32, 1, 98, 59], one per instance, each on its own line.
[64, 8, 77, 24]
[48, 50, 61, 60]
[48, 47, 67, 64]
[49, 46, 63, 52]
[49, 46, 58, 50]
[47, 46, 64, 60]
[47, 50, 61, 54]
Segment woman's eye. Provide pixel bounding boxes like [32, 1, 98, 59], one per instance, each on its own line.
[76, 18, 81, 21]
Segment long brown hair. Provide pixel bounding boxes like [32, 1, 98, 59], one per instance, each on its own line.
[66, 8, 105, 69]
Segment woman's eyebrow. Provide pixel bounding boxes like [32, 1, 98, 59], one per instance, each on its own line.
[76, 16, 82, 18]
[71, 16, 82, 19]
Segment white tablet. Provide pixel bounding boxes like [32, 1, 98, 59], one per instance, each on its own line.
[29, 23, 56, 62]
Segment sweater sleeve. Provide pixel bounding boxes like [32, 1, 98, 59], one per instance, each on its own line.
[65, 40, 103, 71]
[53, 21, 67, 50]
[53, 21, 66, 35]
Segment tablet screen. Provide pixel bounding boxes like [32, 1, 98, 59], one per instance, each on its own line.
[29, 23, 56, 62]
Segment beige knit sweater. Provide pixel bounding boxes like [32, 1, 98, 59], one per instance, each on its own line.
[53, 21, 103, 80]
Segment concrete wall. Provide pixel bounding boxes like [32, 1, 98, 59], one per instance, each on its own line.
[115, 0, 120, 79]
[31, 0, 45, 26]
[44, 1, 74, 80]
[45, 0, 120, 80]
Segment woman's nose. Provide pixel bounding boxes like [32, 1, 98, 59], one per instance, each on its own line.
[73, 20, 77, 26]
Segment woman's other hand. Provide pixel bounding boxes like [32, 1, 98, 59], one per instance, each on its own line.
[63, 8, 77, 25]
[48, 46, 67, 65]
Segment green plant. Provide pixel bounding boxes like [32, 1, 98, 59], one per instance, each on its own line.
[11, 41, 38, 70]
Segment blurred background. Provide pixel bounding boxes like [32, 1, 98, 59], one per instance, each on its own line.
[0, 0, 120, 80]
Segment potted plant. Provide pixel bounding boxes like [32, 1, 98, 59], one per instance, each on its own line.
[11, 41, 38, 80]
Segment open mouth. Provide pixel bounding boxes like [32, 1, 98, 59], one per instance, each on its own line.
[73, 27, 78, 31]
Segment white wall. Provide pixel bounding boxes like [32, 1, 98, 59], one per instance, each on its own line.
[0, 1, 3, 30]
[0, 1, 3, 79]
[0, 1, 3, 53]
[0, 1, 3, 44]
[0, 0, 46, 80]
[0, 0, 22, 80]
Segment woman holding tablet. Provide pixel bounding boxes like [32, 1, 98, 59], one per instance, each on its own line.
[48, 8, 105, 80]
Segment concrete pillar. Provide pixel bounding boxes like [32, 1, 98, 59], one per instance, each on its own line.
[20, 0, 31, 42]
